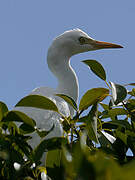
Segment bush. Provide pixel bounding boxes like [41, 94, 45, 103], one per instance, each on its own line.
[0, 60, 135, 180]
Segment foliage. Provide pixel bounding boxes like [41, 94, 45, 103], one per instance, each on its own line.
[0, 60, 135, 180]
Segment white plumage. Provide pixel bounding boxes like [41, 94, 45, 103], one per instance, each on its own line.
[16, 29, 122, 164]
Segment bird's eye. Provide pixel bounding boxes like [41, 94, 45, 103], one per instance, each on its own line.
[79, 37, 86, 45]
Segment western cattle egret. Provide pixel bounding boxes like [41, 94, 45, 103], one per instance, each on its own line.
[16, 29, 122, 164]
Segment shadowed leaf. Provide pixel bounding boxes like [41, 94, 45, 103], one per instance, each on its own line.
[33, 137, 67, 163]
[86, 103, 99, 143]
[3, 110, 36, 127]
[36, 124, 55, 138]
[19, 123, 35, 134]
[110, 82, 127, 105]
[82, 59, 106, 81]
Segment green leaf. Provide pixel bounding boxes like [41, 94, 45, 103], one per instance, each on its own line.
[36, 166, 47, 179]
[124, 83, 135, 86]
[110, 82, 127, 105]
[3, 110, 36, 127]
[101, 108, 128, 120]
[46, 149, 61, 168]
[100, 103, 110, 110]
[128, 88, 135, 97]
[82, 59, 106, 81]
[0, 101, 8, 121]
[106, 120, 131, 130]
[99, 131, 116, 146]
[19, 123, 35, 134]
[33, 137, 67, 163]
[115, 130, 127, 145]
[36, 124, 54, 138]
[79, 88, 109, 111]
[86, 103, 99, 143]
[7, 121, 20, 135]
[78, 115, 88, 123]
[56, 94, 78, 111]
[15, 95, 59, 112]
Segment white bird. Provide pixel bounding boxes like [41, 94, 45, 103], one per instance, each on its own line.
[16, 29, 122, 164]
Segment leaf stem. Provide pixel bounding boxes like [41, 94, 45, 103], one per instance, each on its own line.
[105, 80, 112, 90]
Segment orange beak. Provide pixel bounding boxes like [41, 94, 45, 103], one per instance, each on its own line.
[93, 40, 123, 49]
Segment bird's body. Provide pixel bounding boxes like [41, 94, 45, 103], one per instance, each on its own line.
[16, 29, 122, 164]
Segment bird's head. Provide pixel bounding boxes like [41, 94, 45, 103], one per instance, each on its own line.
[50, 28, 123, 57]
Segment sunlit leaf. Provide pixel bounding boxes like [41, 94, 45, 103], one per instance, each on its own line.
[79, 88, 109, 111]
[82, 59, 106, 80]
[110, 82, 127, 105]
[15, 95, 59, 112]
[56, 94, 78, 111]
[0, 101, 8, 121]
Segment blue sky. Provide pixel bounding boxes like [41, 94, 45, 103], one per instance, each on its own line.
[0, 0, 135, 109]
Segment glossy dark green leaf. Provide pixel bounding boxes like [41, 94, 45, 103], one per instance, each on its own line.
[15, 95, 58, 112]
[56, 94, 78, 111]
[115, 130, 127, 145]
[0, 101, 8, 121]
[19, 123, 35, 134]
[86, 103, 98, 143]
[82, 59, 106, 80]
[33, 137, 67, 163]
[79, 88, 109, 111]
[110, 82, 127, 105]
[3, 110, 36, 127]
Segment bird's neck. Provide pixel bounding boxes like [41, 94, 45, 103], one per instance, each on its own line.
[47, 50, 79, 104]
[57, 61, 79, 103]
